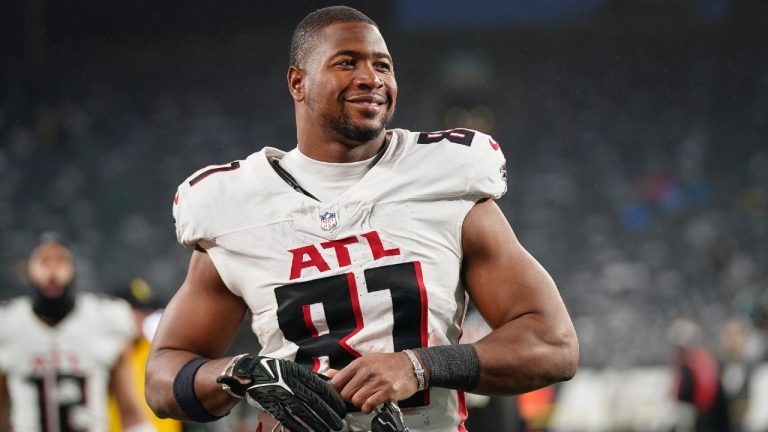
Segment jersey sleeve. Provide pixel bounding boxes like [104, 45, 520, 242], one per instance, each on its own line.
[107, 297, 137, 343]
[172, 164, 224, 247]
[466, 131, 507, 199]
[91, 295, 136, 367]
[172, 161, 246, 247]
[173, 177, 203, 247]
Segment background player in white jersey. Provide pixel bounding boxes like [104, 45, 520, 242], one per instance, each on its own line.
[0, 237, 154, 432]
[145, 5, 579, 432]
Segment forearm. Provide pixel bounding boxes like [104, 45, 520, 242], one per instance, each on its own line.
[0, 400, 7, 432]
[111, 345, 151, 428]
[145, 348, 240, 420]
[471, 313, 578, 395]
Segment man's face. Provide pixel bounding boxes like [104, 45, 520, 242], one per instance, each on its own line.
[301, 21, 397, 142]
[27, 243, 75, 298]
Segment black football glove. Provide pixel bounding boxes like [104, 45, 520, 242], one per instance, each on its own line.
[216, 355, 346, 432]
[372, 402, 409, 432]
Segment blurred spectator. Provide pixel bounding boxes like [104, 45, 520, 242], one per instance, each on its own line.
[669, 318, 730, 432]
[719, 315, 765, 431]
[0, 235, 154, 431]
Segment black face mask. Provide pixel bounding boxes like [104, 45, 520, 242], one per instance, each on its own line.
[32, 282, 76, 324]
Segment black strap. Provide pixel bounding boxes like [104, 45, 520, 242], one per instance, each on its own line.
[269, 158, 321, 202]
[413, 344, 481, 391]
[173, 357, 224, 423]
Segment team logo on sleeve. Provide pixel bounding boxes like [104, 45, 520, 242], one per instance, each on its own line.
[319, 210, 338, 232]
[489, 137, 500, 151]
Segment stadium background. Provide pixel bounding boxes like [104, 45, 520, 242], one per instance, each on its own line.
[1, 0, 767, 430]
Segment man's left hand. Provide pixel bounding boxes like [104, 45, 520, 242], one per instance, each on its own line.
[327, 352, 420, 414]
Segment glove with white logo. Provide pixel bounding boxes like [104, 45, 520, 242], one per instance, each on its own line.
[216, 355, 346, 432]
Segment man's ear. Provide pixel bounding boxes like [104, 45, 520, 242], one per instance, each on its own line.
[287, 66, 305, 102]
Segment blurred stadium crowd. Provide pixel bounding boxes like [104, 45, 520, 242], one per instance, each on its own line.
[1, 1, 767, 430]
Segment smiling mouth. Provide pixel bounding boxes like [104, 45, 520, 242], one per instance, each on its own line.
[347, 101, 386, 113]
[345, 100, 388, 116]
[348, 100, 384, 106]
[344, 94, 388, 107]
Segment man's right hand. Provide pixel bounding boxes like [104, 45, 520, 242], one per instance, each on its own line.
[217, 355, 346, 432]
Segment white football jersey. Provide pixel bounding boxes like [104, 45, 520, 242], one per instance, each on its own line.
[174, 128, 507, 431]
[0, 293, 135, 432]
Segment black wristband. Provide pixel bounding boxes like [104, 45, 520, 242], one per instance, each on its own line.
[413, 344, 481, 391]
[173, 357, 224, 423]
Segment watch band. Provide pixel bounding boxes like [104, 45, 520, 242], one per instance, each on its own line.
[403, 349, 426, 391]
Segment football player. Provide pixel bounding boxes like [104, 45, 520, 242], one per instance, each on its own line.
[146, 6, 578, 432]
[0, 237, 154, 432]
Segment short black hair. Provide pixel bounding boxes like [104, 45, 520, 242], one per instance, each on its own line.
[290, 5, 377, 67]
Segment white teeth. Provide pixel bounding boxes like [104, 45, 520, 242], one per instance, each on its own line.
[349, 100, 382, 105]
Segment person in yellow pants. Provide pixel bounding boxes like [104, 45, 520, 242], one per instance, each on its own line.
[109, 278, 183, 432]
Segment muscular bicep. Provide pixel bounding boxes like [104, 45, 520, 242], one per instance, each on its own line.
[151, 250, 248, 358]
[462, 199, 567, 327]
[460, 199, 577, 394]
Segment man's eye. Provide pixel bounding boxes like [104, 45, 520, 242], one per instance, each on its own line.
[375, 63, 392, 71]
[337, 59, 355, 67]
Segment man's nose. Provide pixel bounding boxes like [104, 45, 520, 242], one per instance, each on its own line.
[354, 63, 383, 88]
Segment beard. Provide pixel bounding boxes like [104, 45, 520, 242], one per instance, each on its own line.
[307, 92, 396, 143]
[326, 106, 394, 142]
[32, 280, 76, 324]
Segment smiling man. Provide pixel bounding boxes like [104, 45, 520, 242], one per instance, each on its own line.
[146, 6, 578, 432]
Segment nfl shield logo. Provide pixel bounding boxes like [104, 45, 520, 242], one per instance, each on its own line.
[319, 210, 338, 231]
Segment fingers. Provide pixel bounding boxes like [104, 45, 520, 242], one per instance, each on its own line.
[292, 383, 345, 429]
[336, 377, 386, 414]
[330, 365, 373, 413]
[284, 363, 346, 421]
[331, 362, 371, 400]
[345, 379, 394, 414]
[257, 398, 310, 432]
[328, 363, 353, 392]
[359, 388, 391, 414]
[257, 394, 335, 432]
[283, 362, 347, 431]
[282, 397, 331, 432]
[331, 353, 419, 412]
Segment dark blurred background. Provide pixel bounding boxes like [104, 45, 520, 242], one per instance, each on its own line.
[1, 0, 767, 429]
